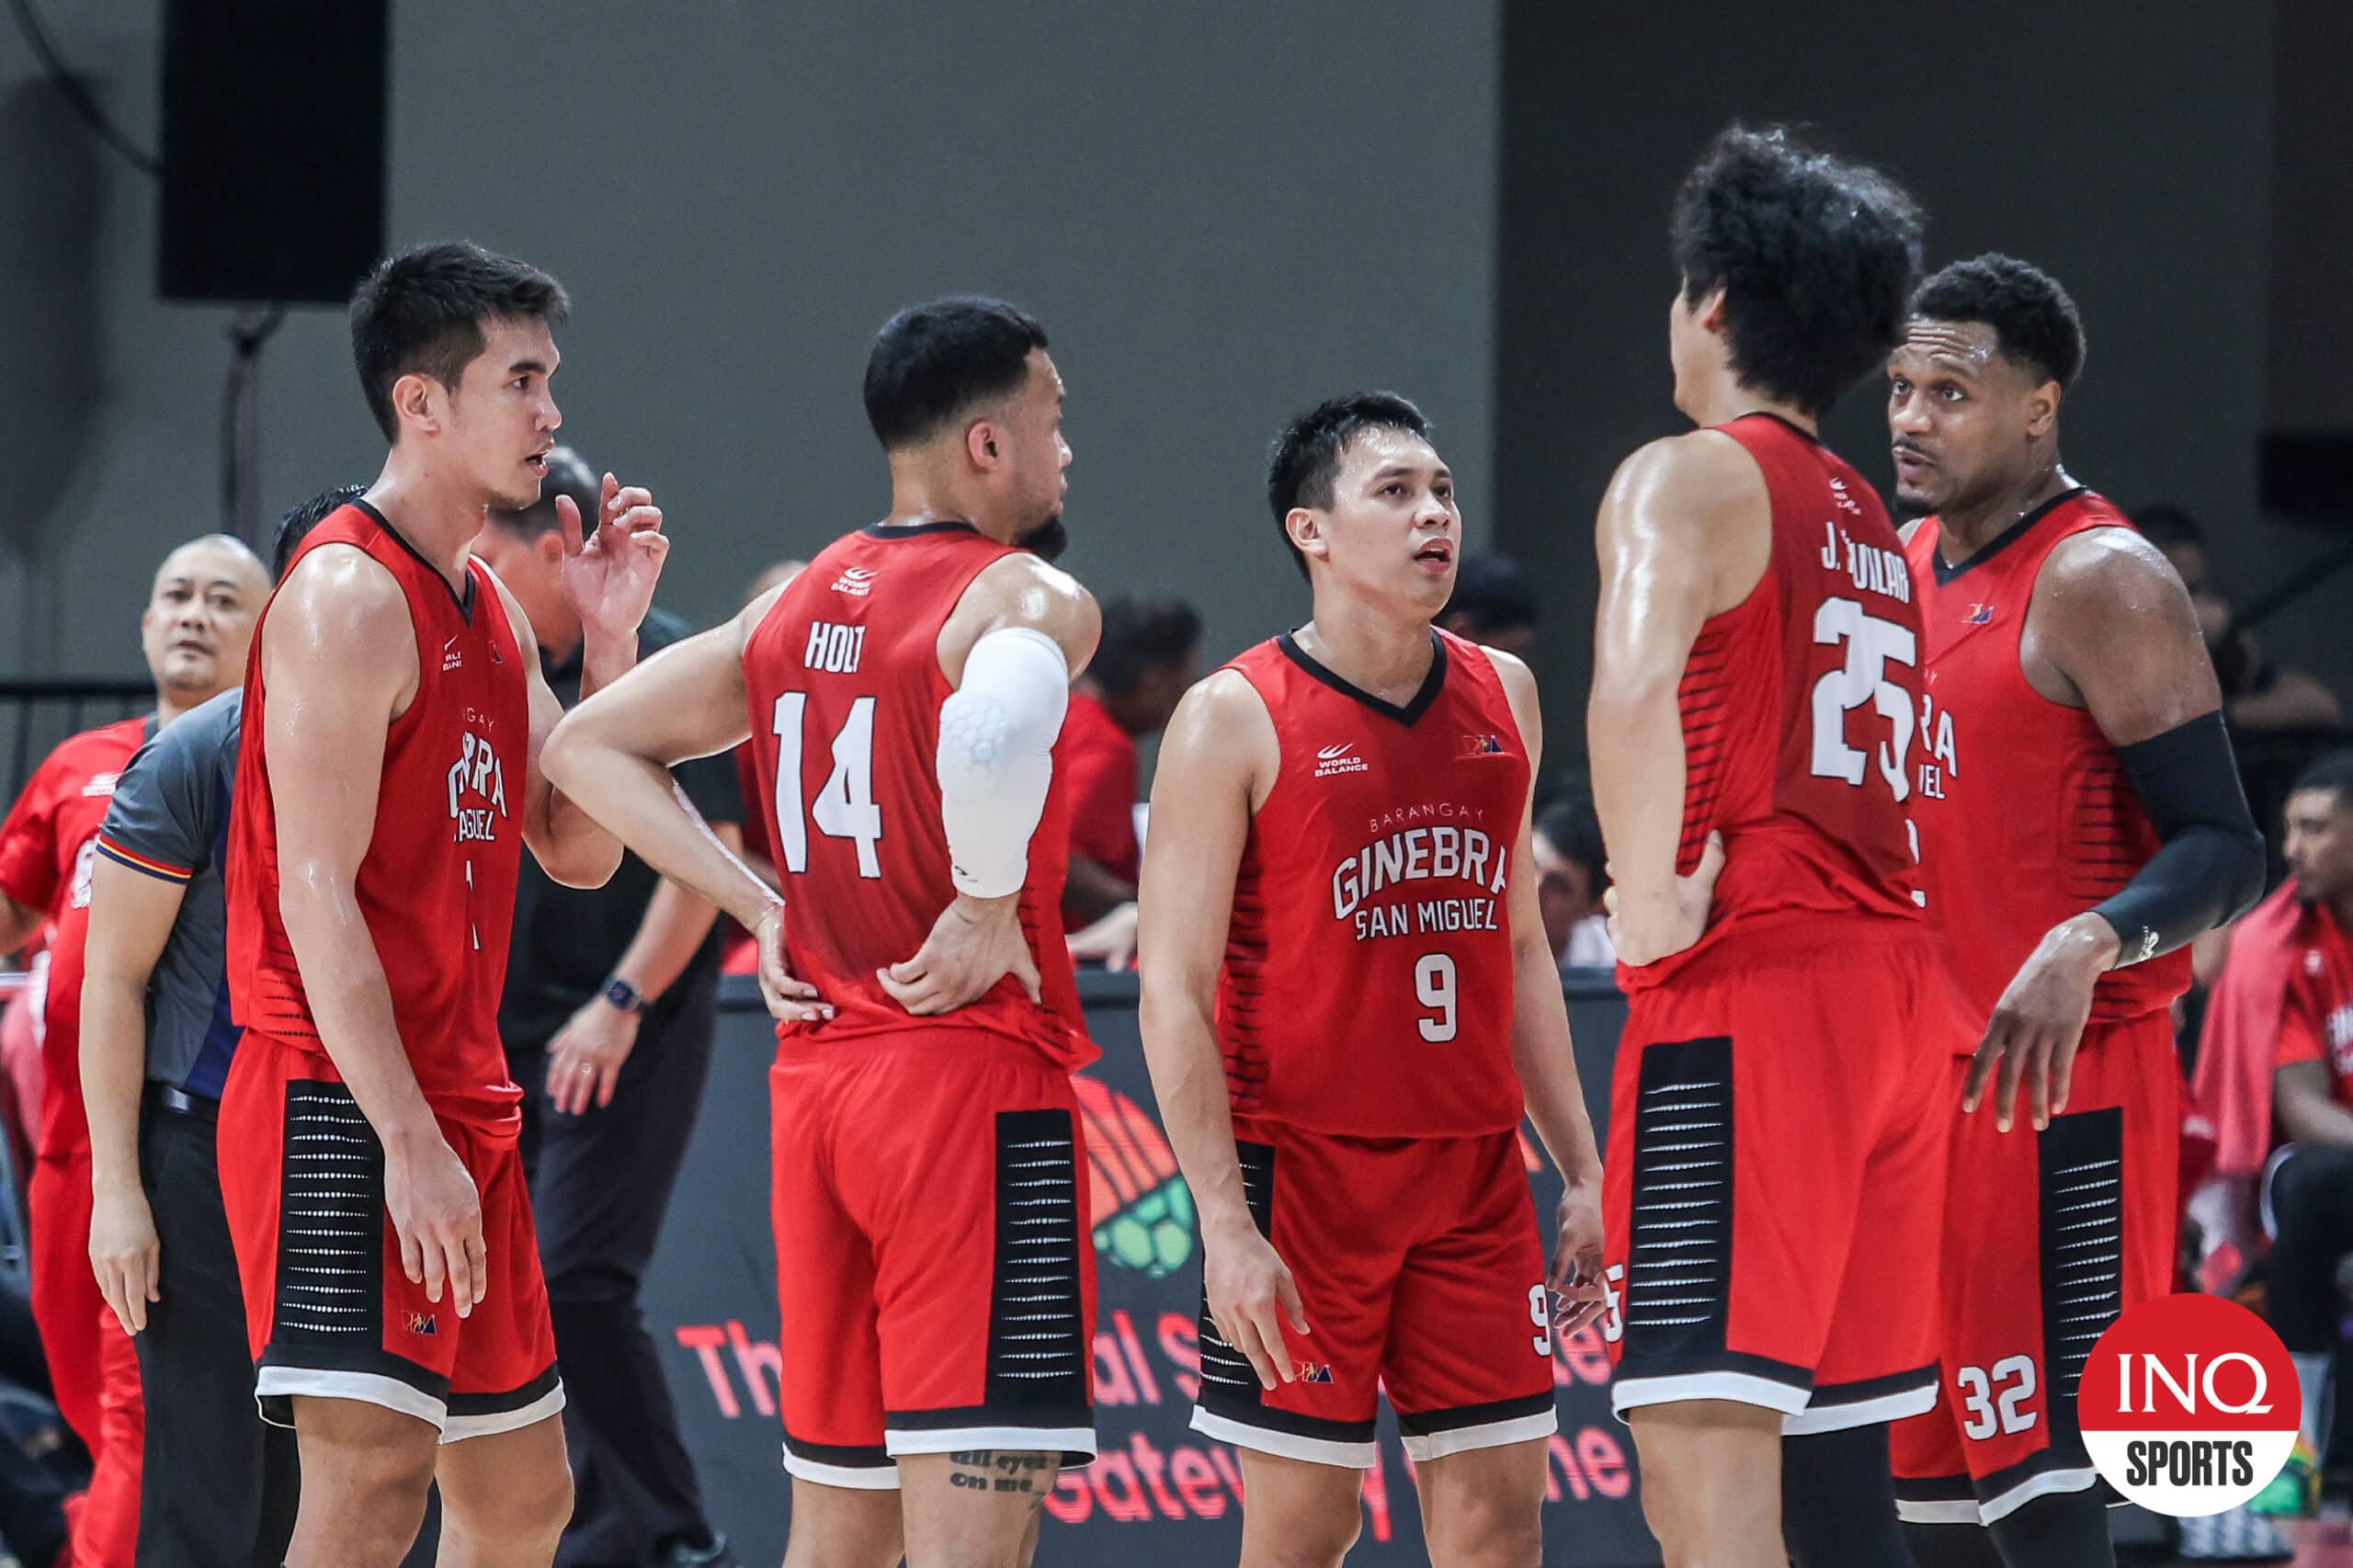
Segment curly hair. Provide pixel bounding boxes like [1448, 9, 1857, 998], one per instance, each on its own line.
[1910, 253, 2087, 390]
[1670, 125, 1924, 419]
[1267, 392, 1430, 578]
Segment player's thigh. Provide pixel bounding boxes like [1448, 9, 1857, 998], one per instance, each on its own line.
[780, 1477, 904, 1568]
[1235, 1449, 1366, 1568]
[1383, 1131, 1555, 1463]
[286, 1392, 438, 1530]
[1624, 1400, 1786, 1562]
[433, 1409, 571, 1545]
[1414, 1438, 1548, 1567]
[898, 1450, 1060, 1568]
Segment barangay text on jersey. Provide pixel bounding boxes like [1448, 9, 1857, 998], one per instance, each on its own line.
[1330, 801, 1507, 942]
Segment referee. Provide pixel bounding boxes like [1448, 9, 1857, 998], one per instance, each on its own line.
[78, 486, 357, 1567]
[472, 449, 741, 1568]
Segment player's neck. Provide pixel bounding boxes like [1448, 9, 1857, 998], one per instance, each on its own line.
[882, 460, 1015, 544]
[1685, 377, 1816, 437]
[1935, 457, 2075, 562]
[365, 460, 487, 596]
[1294, 602, 1437, 707]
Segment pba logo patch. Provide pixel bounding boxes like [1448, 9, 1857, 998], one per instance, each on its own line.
[2079, 1292, 2297, 1516]
[1460, 733, 1507, 758]
[1965, 602, 1995, 626]
[404, 1311, 438, 1337]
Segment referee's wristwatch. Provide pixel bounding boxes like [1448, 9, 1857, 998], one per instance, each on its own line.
[602, 976, 649, 1017]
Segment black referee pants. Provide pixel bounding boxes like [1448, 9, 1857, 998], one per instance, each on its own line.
[135, 1091, 300, 1568]
[513, 971, 718, 1568]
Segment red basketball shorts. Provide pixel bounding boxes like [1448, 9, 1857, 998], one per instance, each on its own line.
[28, 1149, 105, 1449]
[769, 1032, 1097, 1490]
[1603, 924, 1949, 1431]
[1189, 1117, 1555, 1469]
[218, 1033, 560, 1440]
[1892, 1013, 2179, 1526]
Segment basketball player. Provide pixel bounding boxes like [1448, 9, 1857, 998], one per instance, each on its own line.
[219, 242, 670, 1568]
[1135, 392, 1606, 1568]
[1588, 126, 1938, 1568]
[1885, 256, 2263, 1567]
[541, 297, 1098, 1568]
[0, 530, 267, 1568]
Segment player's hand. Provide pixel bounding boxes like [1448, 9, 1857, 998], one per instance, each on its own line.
[546, 994, 641, 1115]
[1202, 1212, 1311, 1391]
[1964, 913, 2120, 1132]
[88, 1184, 160, 1336]
[385, 1131, 486, 1318]
[1067, 901, 1139, 972]
[755, 904, 832, 1025]
[1547, 1171, 1608, 1338]
[1604, 831, 1725, 968]
[878, 892, 1043, 1016]
[559, 472, 669, 645]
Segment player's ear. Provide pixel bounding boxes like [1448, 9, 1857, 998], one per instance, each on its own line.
[2024, 380, 2062, 439]
[391, 372, 441, 437]
[1286, 506, 1327, 567]
[533, 528, 567, 566]
[1696, 288, 1731, 337]
[965, 418, 1000, 472]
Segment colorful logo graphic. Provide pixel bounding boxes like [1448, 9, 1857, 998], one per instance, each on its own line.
[1074, 1074, 1195, 1278]
[404, 1311, 438, 1336]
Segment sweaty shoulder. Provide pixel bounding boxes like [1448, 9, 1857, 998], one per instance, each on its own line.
[269, 543, 416, 702]
[1165, 666, 1279, 809]
[1599, 428, 1773, 614]
[941, 551, 1101, 681]
[1603, 427, 1768, 524]
[2025, 523, 2214, 719]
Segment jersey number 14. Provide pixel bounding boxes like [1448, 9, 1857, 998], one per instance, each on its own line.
[771, 692, 884, 879]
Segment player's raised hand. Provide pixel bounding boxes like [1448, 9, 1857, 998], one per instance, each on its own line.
[1964, 912, 2117, 1132]
[1604, 830, 1726, 968]
[1203, 1218, 1310, 1391]
[558, 472, 669, 644]
[756, 904, 832, 1025]
[1547, 1172, 1609, 1337]
[878, 892, 1043, 1017]
[385, 1131, 487, 1318]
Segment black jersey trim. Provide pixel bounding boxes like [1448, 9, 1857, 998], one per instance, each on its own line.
[350, 498, 475, 621]
[1276, 631, 1448, 726]
[1731, 410, 1824, 447]
[860, 518, 981, 540]
[1929, 487, 2091, 586]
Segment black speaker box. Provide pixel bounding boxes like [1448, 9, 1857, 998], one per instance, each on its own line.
[156, 0, 388, 304]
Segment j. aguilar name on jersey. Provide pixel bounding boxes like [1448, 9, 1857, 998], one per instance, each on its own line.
[1332, 801, 1507, 941]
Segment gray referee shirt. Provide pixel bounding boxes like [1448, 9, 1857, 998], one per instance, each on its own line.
[92, 688, 243, 1100]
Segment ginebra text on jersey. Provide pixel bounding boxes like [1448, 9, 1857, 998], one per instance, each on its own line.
[1331, 812, 1509, 942]
[447, 730, 509, 844]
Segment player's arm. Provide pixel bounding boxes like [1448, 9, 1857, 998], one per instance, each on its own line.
[1135, 672, 1306, 1391]
[2275, 1062, 2353, 1150]
[508, 476, 672, 888]
[1967, 530, 2267, 1131]
[875, 554, 1102, 1016]
[0, 764, 64, 956]
[80, 853, 182, 1335]
[267, 550, 488, 1317]
[1489, 652, 1607, 1330]
[540, 588, 825, 1024]
[1587, 434, 1752, 965]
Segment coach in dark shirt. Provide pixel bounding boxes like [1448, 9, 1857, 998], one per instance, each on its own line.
[472, 449, 741, 1568]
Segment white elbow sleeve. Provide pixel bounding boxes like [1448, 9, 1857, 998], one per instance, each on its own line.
[937, 627, 1071, 898]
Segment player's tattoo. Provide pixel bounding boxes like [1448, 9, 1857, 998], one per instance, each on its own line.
[946, 1449, 1055, 1495]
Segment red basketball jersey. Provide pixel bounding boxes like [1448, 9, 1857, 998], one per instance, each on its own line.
[741, 522, 1087, 1068]
[1902, 489, 2189, 1044]
[226, 503, 529, 1130]
[0, 717, 149, 1158]
[1216, 630, 1531, 1138]
[1622, 415, 1927, 992]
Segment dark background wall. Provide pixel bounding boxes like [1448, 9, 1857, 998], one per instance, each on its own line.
[1496, 1, 2341, 772]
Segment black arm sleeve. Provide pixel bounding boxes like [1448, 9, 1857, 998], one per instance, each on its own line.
[2091, 710, 2267, 966]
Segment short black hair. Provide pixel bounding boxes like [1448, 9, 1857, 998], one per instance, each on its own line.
[2130, 504, 2206, 551]
[1267, 392, 1431, 578]
[1441, 555, 1539, 638]
[1092, 597, 1203, 695]
[273, 483, 367, 579]
[1671, 125, 1924, 419]
[1534, 780, 1608, 893]
[489, 447, 600, 539]
[2290, 749, 2353, 808]
[863, 296, 1049, 451]
[1910, 253, 2086, 391]
[350, 241, 569, 441]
